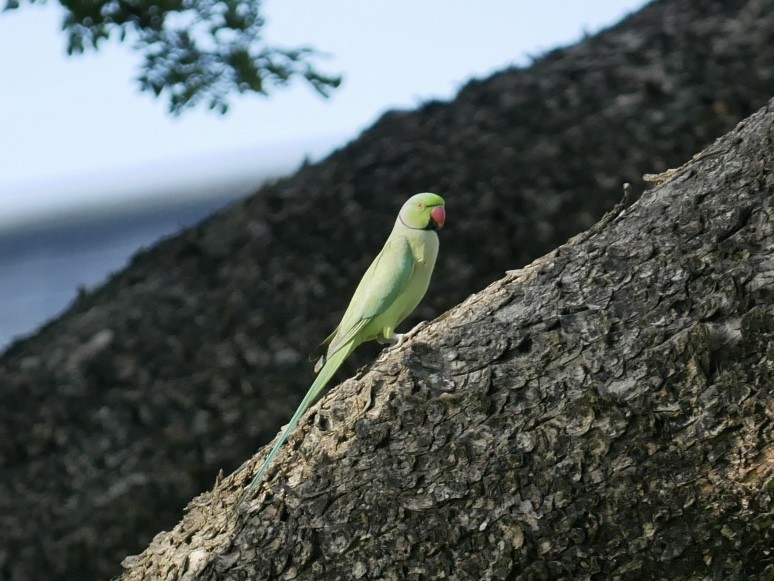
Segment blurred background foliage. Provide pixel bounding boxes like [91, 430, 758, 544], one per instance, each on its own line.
[4, 0, 341, 113]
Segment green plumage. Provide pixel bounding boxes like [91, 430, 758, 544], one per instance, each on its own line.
[234, 192, 445, 510]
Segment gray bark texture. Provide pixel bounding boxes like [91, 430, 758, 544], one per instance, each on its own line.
[118, 99, 774, 580]
[4, 0, 774, 579]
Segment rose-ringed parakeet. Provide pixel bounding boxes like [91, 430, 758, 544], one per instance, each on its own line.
[234, 192, 446, 509]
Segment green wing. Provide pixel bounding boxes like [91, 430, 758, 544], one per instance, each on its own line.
[324, 236, 416, 358]
[358, 236, 416, 318]
[309, 327, 338, 364]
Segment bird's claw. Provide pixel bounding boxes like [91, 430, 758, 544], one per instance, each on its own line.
[402, 320, 430, 342]
[378, 321, 430, 362]
[387, 333, 407, 350]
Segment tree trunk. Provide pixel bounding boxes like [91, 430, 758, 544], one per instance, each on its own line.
[4, 1, 774, 579]
[118, 100, 774, 580]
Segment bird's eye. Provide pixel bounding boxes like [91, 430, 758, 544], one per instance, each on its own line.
[417, 203, 425, 209]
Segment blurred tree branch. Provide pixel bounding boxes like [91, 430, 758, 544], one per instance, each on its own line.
[4, 0, 341, 114]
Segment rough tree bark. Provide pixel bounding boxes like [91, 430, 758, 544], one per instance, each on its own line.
[118, 99, 774, 580]
[4, 1, 774, 580]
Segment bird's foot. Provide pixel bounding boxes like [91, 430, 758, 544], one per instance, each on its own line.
[376, 338, 402, 363]
[385, 320, 430, 349]
[387, 333, 406, 350]
[402, 320, 430, 342]
[376, 321, 431, 362]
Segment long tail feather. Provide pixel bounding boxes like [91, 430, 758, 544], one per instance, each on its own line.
[233, 342, 356, 512]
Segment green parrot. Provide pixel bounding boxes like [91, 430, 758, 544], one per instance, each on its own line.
[235, 192, 446, 509]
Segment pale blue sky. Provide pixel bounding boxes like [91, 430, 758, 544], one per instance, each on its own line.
[0, 1, 648, 224]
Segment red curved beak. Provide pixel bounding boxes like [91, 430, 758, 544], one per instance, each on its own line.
[430, 205, 446, 230]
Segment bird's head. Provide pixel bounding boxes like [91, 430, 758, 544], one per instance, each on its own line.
[399, 192, 446, 231]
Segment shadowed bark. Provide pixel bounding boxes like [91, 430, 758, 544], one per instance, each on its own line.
[4, 1, 774, 580]
[118, 98, 774, 580]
